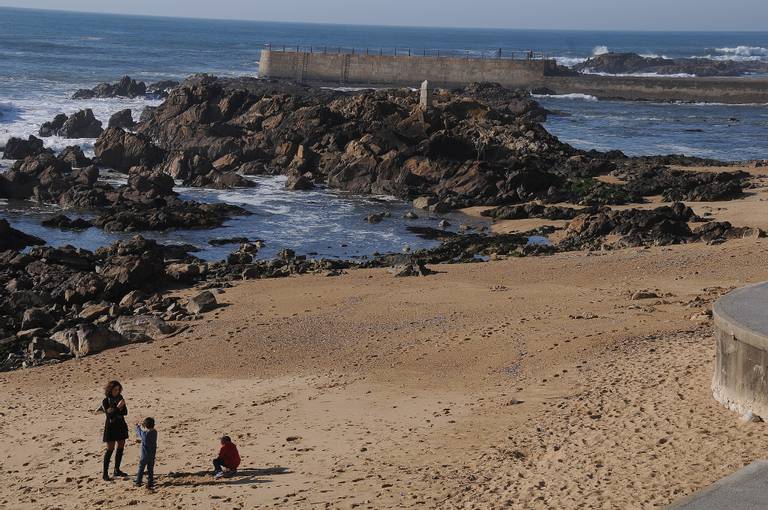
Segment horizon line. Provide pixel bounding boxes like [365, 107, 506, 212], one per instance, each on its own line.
[1, 4, 768, 33]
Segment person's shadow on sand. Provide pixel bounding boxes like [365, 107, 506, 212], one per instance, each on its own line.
[162, 467, 291, 487]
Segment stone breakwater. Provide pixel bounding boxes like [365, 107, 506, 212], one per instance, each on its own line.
[261, 49, 768, 104]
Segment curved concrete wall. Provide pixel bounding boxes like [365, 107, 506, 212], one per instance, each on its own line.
[712, 282, 768, 417]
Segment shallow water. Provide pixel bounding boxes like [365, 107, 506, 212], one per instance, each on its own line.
[0, 175, 482, 261]
[2, 7, 768, 258]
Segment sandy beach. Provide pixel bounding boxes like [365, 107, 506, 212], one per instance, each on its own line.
[2, 210, 768, 508]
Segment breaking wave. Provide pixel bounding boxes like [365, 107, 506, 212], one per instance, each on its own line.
[533, 93, 599, 102]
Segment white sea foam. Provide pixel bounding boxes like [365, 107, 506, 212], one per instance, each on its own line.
[593, 45, 610, 56]
[0, 95, 162, 155]
[555, 56, 588, 67]
[533, 93, 599, 102]
[715, 46, 768, 57]
[585, 71, 697, 78]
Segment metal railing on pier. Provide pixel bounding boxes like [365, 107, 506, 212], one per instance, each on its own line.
[263, 44, 550, 61]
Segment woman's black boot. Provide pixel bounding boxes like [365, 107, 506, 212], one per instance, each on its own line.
[113, 448, 128, 477]
[103, 449, 113, 481]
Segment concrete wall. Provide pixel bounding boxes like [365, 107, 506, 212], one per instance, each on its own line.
[712, 282, 768, 417]
[260, 49, 555, 89]
[260, 49, 768, 104]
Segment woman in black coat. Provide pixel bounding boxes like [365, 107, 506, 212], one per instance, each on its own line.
[101, 380, 129, 481]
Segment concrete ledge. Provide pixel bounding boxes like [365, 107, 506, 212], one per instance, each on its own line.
[712, 282, 768, 417]
[667, 460, 768, 509]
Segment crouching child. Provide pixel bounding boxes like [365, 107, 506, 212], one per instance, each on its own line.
[135, 417, 157, 489]
[213, 435, 240, 479]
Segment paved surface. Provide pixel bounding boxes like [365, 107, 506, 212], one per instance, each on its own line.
[668, 461, 768, 509]
[716, 282, 768, 339]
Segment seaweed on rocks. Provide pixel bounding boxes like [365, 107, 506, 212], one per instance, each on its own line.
[621, 166, 747, 202]
[482, 203, 596, 220]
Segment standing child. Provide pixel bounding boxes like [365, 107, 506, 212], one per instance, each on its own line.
[134, 417, 157, 489]
[213, 435, 240, 479]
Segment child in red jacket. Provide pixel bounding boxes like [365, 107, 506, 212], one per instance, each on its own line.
[213, 435, 241, 479]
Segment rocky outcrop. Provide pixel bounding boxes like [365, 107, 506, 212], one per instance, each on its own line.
[41, 215, 93, 231]
[59, 145, 92, 167]
[482, 203, 595, 220]
[0, 152, 247, 231]
[72, 75, 146, 99]
[135, 77, 592, 208]
[573, 52, 768, 77]
[147, 80, 180, 98]
[94, 127, 165, 172]
[2, 135, 49, 160]
[620, 166, 747, 202]
[39, 109, 103, 138]
[555, 203, 751, 251]
[108, 109, 136, 129]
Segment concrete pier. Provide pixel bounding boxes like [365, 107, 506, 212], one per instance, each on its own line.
[712, 282, 768, 418]
[260, 48, 768, 104]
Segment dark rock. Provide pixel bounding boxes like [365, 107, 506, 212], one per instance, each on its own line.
[3, 136, 48, 160]
[21, 308, 54, 330]
[59, 146, 92, 167]
[108, 109, 136, 129]
[165, 262, 202, 282]
[41, 214, 93, 231]
[0, 219, 45, 250]
[573, 52, 768, 77]
[39, 114, 68, 137]
[482, 203, 595, 220]
[146, 80, 179, 98]
[186, 291, 217, 314]
[94, 127, 165, 172]
[285, 172, 314, 190]
[559, 203, 698, 250]
[388, 262, 434, 277]
[72, 76, 146, 99]
[209, 237, 249, 246]
[59, 109, 103, 138]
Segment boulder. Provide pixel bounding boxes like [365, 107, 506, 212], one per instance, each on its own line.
[112, 315, 174, 343]
[285, 172, 314, 190]
[59, 145, 92, 167]
[108, 109, 136, 129]
[94, 128, 165, 172]
[21, 308, 55, 330]
[165, 262, 202, 282]
[388, 262, 434, 277]
[39, 114, 68, 137]
[119, 290, 146, 308]
[78, 302, 111, 321]
[186, 291, 217, 314]
[73, 324, 125, 357]
[58, 109, 104, 138]
[3, 135, 47, 160]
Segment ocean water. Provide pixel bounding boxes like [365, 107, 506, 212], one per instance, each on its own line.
[2, 7, 768, 258]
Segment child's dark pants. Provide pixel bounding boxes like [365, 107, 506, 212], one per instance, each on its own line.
[136, 457, 155, 487]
